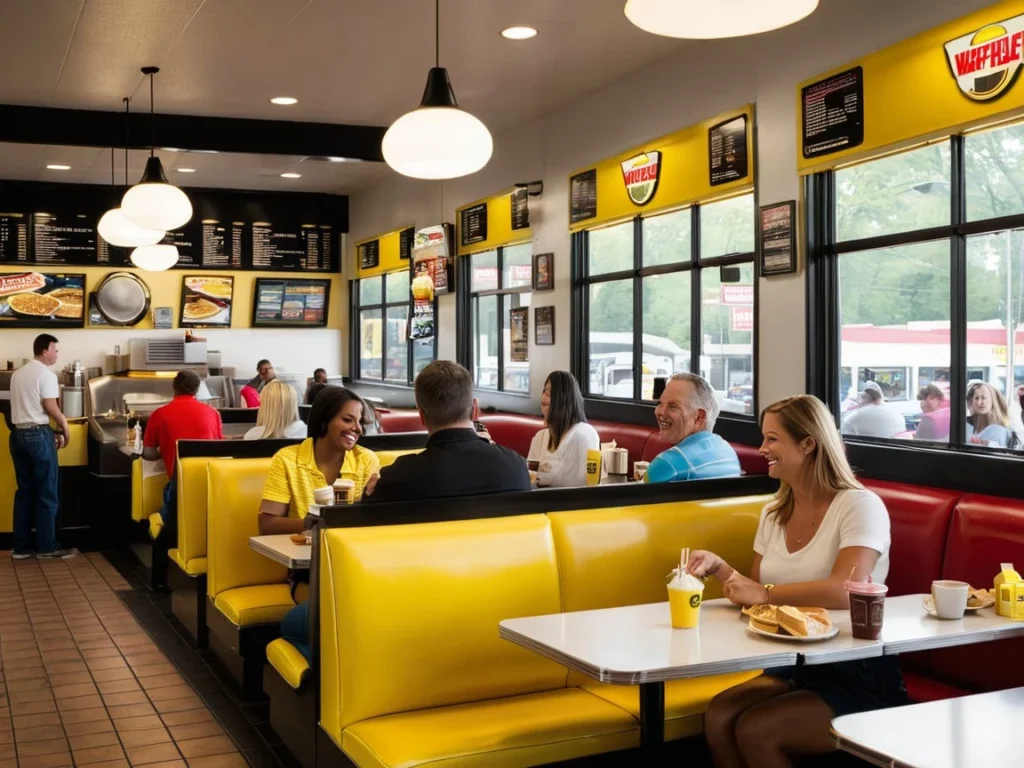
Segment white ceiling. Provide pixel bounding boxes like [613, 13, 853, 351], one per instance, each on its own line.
[0, 0, 687, 131]
[0, 142, 383, 193]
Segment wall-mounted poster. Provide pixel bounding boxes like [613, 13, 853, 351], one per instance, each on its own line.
[510, 307, 529, 363]
[410, 300, 434, 340]
[180, 275, 234, 327]
[412, 224, 452, 298]
[0, 271, 85, 328]
[759, 201, 797, 276]
[252, 277, 330, 328]
[533, 252, 553, 291]
[535, 306, 555, 346]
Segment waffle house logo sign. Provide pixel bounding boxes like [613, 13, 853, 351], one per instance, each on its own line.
[620, 151, 662, 205]
[945, 14, 1024, 101]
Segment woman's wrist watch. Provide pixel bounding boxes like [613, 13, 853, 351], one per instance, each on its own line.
[763, 584, 775, 604]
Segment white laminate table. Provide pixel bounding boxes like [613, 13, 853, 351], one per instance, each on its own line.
[831, 687, 1024, 768]
[249, 535, 311, 569]
[500, 594, 1024, 750]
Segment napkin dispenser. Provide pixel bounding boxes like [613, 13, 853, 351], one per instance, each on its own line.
[993, 563, 1024, 619]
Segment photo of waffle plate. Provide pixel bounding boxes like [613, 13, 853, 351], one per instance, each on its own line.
[180, 275, 232, 326]
[0, 272, 85, 325]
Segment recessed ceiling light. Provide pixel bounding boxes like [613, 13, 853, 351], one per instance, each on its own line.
[270, 97, 298, 106]
[501, 26, 537, 40]
[46, 164, 71, 171]
[280, 172, 302, 179]
[175, 168, 197, 173]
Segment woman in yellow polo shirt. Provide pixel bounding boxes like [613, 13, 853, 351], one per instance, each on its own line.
[259, 386, 379, 662]
[258, 386, 380, 534]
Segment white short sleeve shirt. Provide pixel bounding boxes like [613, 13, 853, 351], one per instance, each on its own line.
[754, 488, 891, 586]
[10, 360, 59, 426]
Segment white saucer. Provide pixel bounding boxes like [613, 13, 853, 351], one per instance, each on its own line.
[921, 596, 989, 617]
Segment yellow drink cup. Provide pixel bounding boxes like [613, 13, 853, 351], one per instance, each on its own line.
[668, 585, 703, 629]
[585, 449, 602, 486]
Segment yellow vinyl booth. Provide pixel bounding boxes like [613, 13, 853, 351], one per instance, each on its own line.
[315, 494, 769, 768]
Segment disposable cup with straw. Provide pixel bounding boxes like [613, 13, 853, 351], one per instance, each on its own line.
[667, 547, 705, 629]
[844, 565, 888, 640]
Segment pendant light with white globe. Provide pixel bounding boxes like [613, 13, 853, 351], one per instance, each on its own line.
[382, 0, 492, 180]
[121, 67, 193, 232]
[623, 0, 818, 39]
[129, 243, 179, 272]
[98, 98, 165, 249]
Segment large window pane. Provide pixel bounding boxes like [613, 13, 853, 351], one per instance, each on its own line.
[385, 270, 410, 304]
[503, 293, 531, 393]
[471, 251, 498, 292]
[965, 231, 1024, 451]
[966, 121, 1024, 222]
[359, 309, 382, 380]
[359, 276, 382, 306]
[701, 264, 755, 415]
[588, 221, 633, 276]
[473, 294, 499, 389]
[700, 194, 755, 258]
[503, 244, 533, 289]
[641, 272, 691, 400]
[384, 306, 409, 383]
[836, 143, 951, 242]
[838, 241, 950, 440]
[643, 208, 690, 267]
[413, 339, 433, 378]
[588, 280, 634, 397]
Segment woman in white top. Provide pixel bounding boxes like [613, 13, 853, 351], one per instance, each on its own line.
[527, 371, 599, 487]
[244, 381, 307, 440]
[686, 395, 904, 768]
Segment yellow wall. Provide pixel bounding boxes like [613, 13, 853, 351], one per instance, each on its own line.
[355, 227, 414, 279]
[456, 190, 534, 256]
[797, 2, 1024, 173]
[60, 266, 344, 330]
[568, 104, 755, 231]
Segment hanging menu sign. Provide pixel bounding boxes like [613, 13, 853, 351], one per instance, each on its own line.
[160, 224, 200, 266]
[511, 187, 530, 230]
[459, 203, 488, 247]
[399, 227, 415, 260]
[32, 213, 100, 265]
[709, 115, 749, 186]
[802, 66, 864, 159]
[252, 277, 330, 327]
[251, 223, 333, 272]
[0, 214, 28, 263]
[570, 169, 598, 224]
[359, 239, 380, 270]
[199, 220, 243, 269]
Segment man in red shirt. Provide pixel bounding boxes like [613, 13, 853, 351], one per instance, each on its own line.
[142, 370, 223, 551]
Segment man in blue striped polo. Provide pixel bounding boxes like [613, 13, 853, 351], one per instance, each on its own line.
[646, 373, 741, 484]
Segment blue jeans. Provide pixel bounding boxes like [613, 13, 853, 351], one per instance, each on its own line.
[10, 426, 59, 554]
[281, 601, 311, 662]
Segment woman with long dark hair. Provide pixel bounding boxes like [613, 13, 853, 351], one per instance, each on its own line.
[527, 371, 599, 487]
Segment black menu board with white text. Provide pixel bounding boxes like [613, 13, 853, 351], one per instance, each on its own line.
[459, 203, 488, 247]
[802, 66, 864, 159]
[0, 213, 28, 263]
[709, 115, 749, 186]
[570, 169, 598, 224]
[32, 212, 102, 265]
[251, 224, 334, 272]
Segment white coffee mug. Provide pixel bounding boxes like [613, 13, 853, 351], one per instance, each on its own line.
[931, 579, 969, 620]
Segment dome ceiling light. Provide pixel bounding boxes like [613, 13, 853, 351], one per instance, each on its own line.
[382, 0, 493, 180]
[623, 0, 818, 39]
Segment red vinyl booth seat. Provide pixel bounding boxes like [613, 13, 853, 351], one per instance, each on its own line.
[477, 414, 544, 459]
[378, 410, 424, 433]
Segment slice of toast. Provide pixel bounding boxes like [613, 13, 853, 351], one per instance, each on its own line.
[777, 606, 833, 637]
[749, 616, 779, 634]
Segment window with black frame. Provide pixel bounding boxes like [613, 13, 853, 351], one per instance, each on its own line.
[576, 193, 757, 415]
[812, 121, 1024, 453]
[466, 243, 532, 394]
[354, 269, 436, 385]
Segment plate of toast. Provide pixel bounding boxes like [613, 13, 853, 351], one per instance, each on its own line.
[922, 587, 995, 615]
[742, 605, 838, 641]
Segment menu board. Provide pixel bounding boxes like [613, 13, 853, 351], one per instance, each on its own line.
[180, 275, 233, 327]
[511, 187, 530, 231]
[358, 239, 380, 270]
[0, 214, 28, 263]
[570, 169, 598, 224]
[252, 277, 330, 327]
[709, 115, 749, 186]
[459, 203, 488, 247]
[32, 212, 101, 265]
[251, 223, 333, 271]
[399, 227, 415, 260]
[802, 66, 864, 159]
[0, 271, 85, 327]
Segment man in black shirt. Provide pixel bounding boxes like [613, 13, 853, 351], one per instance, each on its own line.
[366, 361, 530, 503]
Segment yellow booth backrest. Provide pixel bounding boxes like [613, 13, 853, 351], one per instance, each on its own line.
[206, 457, 287, 599]
[177, 456, 214, 568]
[377, 448, 421, 467]
[131, 460, 168, 523]
[548, 494, 770, 613]
[319, 514, 568, 738]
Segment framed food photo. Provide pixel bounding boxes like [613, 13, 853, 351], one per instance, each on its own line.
[180, 275, 233, 327]
[0, 272, 86, 328]
[535, 306, 555, 345]
[533, 252, 553, 291]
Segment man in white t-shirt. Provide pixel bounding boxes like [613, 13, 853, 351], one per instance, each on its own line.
[840, 381, 906, 439]
[9, 334, 73, 560]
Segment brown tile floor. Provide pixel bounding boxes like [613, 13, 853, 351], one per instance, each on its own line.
[0, 553, 248, 768]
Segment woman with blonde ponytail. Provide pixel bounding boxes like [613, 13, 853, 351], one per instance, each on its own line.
[686, 395, 904, 767]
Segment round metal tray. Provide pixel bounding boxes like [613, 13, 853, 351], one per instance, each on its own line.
[94, 271, 151, 326]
